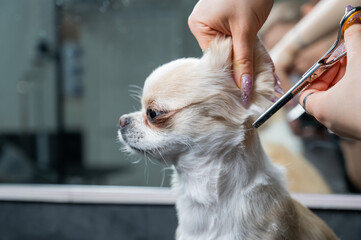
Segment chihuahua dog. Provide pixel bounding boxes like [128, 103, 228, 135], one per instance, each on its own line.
[118, 36, 337, 240]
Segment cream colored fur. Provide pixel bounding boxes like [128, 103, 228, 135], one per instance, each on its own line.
[118, 36, 337, 240]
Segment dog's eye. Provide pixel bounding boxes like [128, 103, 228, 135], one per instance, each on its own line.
[147, 109, 164, 122]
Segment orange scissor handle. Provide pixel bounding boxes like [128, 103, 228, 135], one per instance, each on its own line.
[342, 8, 361, 34]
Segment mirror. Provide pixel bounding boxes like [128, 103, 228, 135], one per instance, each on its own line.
[0, 0, 359, 195]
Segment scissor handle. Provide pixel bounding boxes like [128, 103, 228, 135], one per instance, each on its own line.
[342, 7, 361, 34]
[318, 7, 361, 67]
[252, 6, 361, 129]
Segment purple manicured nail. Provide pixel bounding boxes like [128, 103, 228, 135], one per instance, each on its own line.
[346, 5, 353, 13]
[274, 74, 284, 95]
[269, 96, 279, 103]
[274, 78, 284, 95]
[241, 74, 253, 108]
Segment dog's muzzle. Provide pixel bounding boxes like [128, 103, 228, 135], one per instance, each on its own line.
[119, 116, 131, 140]
[119, 115, 130, 129]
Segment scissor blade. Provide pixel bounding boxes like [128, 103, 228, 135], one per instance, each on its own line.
[252, 63, 321, 128]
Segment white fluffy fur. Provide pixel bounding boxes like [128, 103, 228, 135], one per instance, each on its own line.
[118, 36, 337, 240]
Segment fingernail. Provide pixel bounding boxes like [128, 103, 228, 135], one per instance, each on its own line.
[274, 81, 284, 95]
[240, 74, 253, 108]
[269, 96, 279, 103]
[275, 85, 284, 95]
[272, 73, 284, 95]
[346, 5, 353, 13]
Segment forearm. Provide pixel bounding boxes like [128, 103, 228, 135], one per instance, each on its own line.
[291, 0, 360, 49]
[270, 0, 361, 67]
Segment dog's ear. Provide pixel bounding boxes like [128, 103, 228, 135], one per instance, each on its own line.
[200, 36, 281, 120]
[248, 40, 281, 117]
[201, 35, 232, 70]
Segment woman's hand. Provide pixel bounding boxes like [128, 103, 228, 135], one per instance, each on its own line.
[299, 24, 361, 140]
[188, 0, 274, 107]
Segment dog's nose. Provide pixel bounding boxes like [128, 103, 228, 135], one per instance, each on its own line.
[119, 116, 130, 128]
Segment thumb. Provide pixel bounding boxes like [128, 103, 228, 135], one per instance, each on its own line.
[232, 31, 255, 108]
[299, 62, 341, 120]
[344, 24, 361, 68]
[299, 89, 322, 118]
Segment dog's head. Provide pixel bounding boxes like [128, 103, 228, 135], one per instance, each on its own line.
[118, 36, 276, 162]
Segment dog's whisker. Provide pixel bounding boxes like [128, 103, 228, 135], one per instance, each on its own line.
[154, 146, 170, 168]
[128, 84, 143, 90]
[131, 158, 142, 164]
[160, 169, 166, 187]
[130, 94, 142, 102]
[147, 154, 161, 166]
[160, 167, 173, 187]
[128, 89, 141, 94]
[143, 152, 150, 184]
[128, 85, 143, 103]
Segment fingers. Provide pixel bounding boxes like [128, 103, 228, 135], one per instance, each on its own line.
[299, 89, 325, 122]
[232, 29, 256, 108]
[188, 2, 219, 52]
[299, 22, 359, 111]
[273, 72, 284, 95]
[188, 0, 273, 108]
[308, 62, 342, 91]
[188, 19, 215, 51]
[298, 62, 340, 118]
[344, 24, 361, 67]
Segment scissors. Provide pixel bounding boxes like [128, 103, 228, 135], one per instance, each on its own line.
[253, 6, 361, 129]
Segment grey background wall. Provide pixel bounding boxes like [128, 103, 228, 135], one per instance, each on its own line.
[0, 0, 200, 186]
[0, 0, 56, 131]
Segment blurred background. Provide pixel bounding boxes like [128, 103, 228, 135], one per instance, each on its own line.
[0, 0, 360, 194]
[0, 0, 202, 187]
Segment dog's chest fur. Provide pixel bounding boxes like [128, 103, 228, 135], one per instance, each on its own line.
[171, 131, 294, 240]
